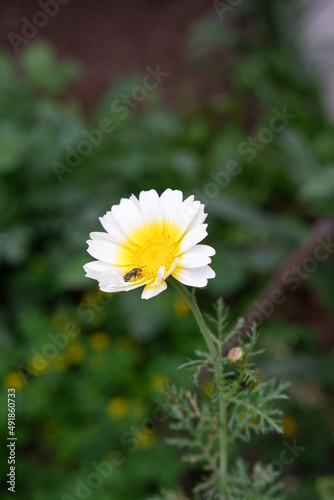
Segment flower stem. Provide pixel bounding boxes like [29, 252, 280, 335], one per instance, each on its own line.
[168, 277, 228, 482]
[168, 277, 216, 357]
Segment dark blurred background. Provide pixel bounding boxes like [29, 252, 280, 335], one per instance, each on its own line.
[0, 0, 216, 108]
[1, 1, 334, 499]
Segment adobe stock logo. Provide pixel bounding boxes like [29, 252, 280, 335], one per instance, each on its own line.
[16, 290, 112, 386]
[61, 451, 125, 500]
[7, 0, 70, 54]
[52, 64, 169, 183]
[255, 439, 306, 495]
[246, 233, 334, 328]
[194, 106, 296, 205]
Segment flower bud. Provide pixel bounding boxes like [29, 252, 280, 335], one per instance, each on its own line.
[228, 347, 244, 363]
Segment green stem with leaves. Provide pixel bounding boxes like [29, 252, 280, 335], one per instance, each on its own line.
[168, 276, 228, 483]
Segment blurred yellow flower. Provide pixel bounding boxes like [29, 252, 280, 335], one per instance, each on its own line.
[238, 412, 259, 425]
[3, 371, 25, 390]
[106, 396, 130, 419]
[151, 373, 170, 391]
[281, 415, 298, 437]
[89, 331, 111, 350]
[115, 337, 135, 351]
[99, 291, 112, 303]
[135, 428, 156, 449]
[51, 311, 70, 328]
[50, 354, 69, 372]
[81, 290, 98, 304]
[66, 343, 85, 364]
[201, 378, 213, 396]
[28, 355, 48, 375]
[174, 297, 191, 317]
[248, 371, 265, 388]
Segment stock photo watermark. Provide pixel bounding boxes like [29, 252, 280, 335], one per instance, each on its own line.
[60, 381, 305, 498]
[7, 389, 17, 493]
[52, 64, 170, 183]
[247, 234, 334, 327]
[120, 401, 170, 453]
[7, 0, 71, 54]
[194, 106, 296, 205]
[61, 399, 171, 499]
[15, 289, 112, 385]
[61, 451, 125, 500]
[254, 438, 306, 495]
[271, 439, 306, 474]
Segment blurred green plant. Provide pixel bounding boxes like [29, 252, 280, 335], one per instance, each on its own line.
[1, 0, 334, 497]
[155, 298, 288, 499]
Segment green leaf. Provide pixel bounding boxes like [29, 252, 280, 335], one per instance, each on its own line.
[0, 226, 33, 264]
[0, 53, 15, 86]
[299, 167, 334, 201]
[210, 195, 306, 244]
[0, 124, 27, 174]
[168, 150, 200, 178]
[20, 41, 81, 92]
[277, 128, 321, 184]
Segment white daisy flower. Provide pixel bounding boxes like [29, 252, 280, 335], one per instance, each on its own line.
[84, 189, 216, 300]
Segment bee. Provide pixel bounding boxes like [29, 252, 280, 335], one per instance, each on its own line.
[123, 267, 144, 282]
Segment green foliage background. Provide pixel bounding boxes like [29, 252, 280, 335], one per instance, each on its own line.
[1, 2, 334, 498]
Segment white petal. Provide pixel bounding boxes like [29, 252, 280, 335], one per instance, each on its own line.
[98, 270, 148, 292]
[183, 196, 207, 229]
[87, 240, 127, 264]
[179, 244, 215, 268]
[89, 231, 125, 245]
[160, 189, 185, 226]
[183, 194, 195, 204]
[89, 231, 112, 241]
[97, 270, 123, 289]
[139, 189, 162, 225]
[142, 280, 167, 299]
[84, 260, 112, 279]
[99, 212, 128, 243]
[165, 257, 179, 278]
[129, 193, 140, 209]
[111, 198, 144, 243]
[179, 224, 208, 253]
[99, 282, 143, 293]
[152, 265, 165, 286]
[161, 188, 183, 208]
[89, 231, 135, 254]
[173, 265, 215, 287]
[181, 196, 201, 225]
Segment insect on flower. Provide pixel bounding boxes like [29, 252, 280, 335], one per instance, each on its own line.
[123, 267, 144, 282]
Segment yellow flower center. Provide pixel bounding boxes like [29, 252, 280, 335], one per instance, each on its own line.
[119, 222, 181, 283]
[135, 236, 178, 280]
